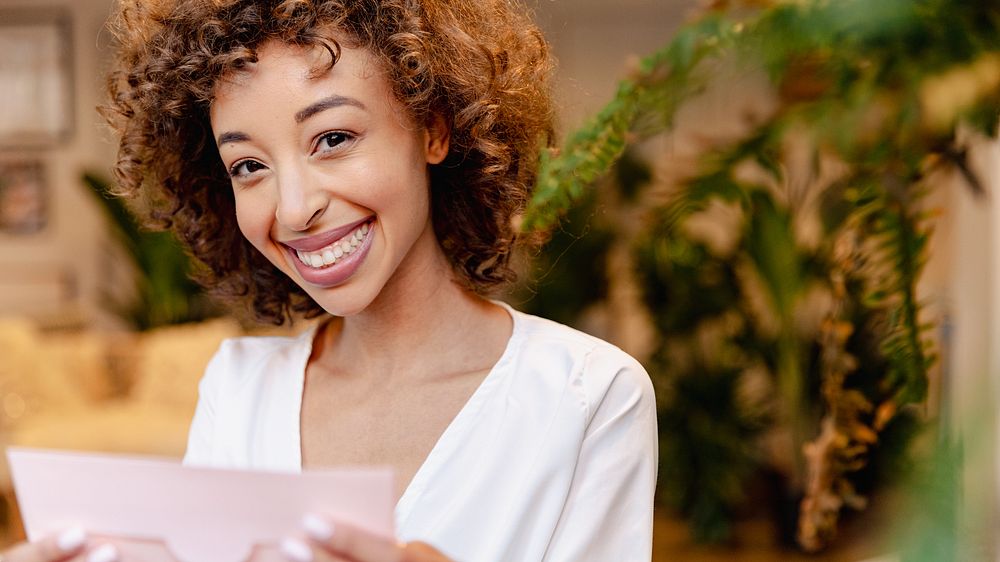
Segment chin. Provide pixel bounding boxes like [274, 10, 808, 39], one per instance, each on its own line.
[303, 284, 380, 318]
[317, 302, 369, 318]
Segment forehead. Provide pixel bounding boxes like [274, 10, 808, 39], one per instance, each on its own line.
[209, 39, 391, 121]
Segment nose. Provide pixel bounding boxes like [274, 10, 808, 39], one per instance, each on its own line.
[274, 165, 328, 232]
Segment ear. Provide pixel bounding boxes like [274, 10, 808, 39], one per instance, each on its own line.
[424, 113, 450, 165]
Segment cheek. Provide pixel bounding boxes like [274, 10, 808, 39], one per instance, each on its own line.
[232, 192, 272, 250]
[350, 160, 428, 214]
[374, 172, 431, 237]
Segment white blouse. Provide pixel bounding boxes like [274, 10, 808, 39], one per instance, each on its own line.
[183, 303, 658, 561]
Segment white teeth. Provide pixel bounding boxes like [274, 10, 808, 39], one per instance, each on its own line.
[295, 221, 372, 268]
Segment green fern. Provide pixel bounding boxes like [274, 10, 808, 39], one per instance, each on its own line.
[522, 16, 734, 232]
[520, 0, 1000, 547]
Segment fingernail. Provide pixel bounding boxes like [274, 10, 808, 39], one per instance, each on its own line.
[280, 537, 314, 562]
[302, 513, 334, 541]
[56, 527, 87, 552]
[87, 543, 120, 562]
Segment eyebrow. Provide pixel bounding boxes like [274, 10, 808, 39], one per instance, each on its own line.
[295, 94, 367, 123]
[217, 131, 252, 146]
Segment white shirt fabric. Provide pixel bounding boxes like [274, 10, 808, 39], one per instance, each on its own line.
[183, 302, 658, 561]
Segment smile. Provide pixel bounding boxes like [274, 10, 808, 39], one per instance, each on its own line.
[294, 220, 371, 269]
[283, 218, 376, 288]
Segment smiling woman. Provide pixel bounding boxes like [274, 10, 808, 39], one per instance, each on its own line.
[210, 40, 451, 317]
[103, 0, 555, 327]
[0, 1, 658, 562]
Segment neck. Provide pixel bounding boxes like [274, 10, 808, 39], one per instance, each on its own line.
[315, 222, 509, 381]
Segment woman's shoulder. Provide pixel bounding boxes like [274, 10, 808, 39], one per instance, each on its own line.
[215, 328, 313, 358]
[510, 308, 645, 371]
[199, 324, 318, 391]
[506, 307, 653, 408]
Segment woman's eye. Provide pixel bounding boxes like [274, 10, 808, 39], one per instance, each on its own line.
[229, 159, 266, 178]
[315, 131, 353, 153]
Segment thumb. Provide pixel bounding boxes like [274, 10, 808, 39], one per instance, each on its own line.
[2, 527, 88, 562]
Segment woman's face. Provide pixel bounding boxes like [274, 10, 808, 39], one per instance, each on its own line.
[211, 40, 449, 316]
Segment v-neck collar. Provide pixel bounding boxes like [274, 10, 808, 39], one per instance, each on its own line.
[288, 301, 523, 527]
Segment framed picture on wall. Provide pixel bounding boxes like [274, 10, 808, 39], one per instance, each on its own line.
[0, 8, 74, 148]
[0, 159, 48, 235]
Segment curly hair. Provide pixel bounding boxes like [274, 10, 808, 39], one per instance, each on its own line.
[103, 0, 555, 325]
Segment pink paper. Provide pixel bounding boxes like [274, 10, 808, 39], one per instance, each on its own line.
[7, 447, 395, 562]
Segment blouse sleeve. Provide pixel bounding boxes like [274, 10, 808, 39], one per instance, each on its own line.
[182, 340, 231, 466]
[544, 348, 659, 562]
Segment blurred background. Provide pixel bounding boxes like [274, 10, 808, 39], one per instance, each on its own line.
[0, 0, 997, 560]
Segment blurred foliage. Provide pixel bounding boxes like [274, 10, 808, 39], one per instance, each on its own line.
[516, 187, 614, 326]
[520, 0, 999, 551]
[895, 434, 961, 562]
[83, 173, 219, 330]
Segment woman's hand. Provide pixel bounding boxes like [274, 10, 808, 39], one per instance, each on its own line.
[1, 528, 119, 562]
[280, 514, 453, 562]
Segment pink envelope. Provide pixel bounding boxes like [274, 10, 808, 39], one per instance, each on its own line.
[7, 447, 395, 562]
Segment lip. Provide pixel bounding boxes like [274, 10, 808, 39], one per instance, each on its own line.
[286, 219, 375, 288]
[281, 215, 374, 252]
